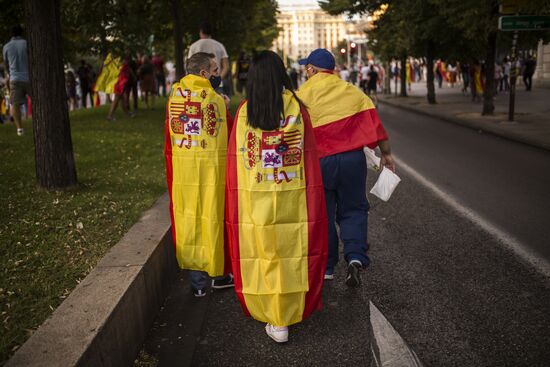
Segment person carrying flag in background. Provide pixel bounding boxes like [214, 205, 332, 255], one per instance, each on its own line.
[164, 52, 233, 297]
[296, 48, 395, 288]
[226, 50, 327, 343]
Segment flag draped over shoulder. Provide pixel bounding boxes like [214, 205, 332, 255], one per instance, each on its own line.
[296, 72, 388, 158]
[226, 91, 328, 327]
[165, 74, 230, 277]
[93, 53, 122, 94]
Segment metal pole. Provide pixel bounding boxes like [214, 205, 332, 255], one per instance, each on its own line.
[508, 30, 518, 121]
[347, 39, 350, 68]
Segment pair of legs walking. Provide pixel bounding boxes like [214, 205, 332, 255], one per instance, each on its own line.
[321, 150, 370, 286]
[189, 271, 234, 297]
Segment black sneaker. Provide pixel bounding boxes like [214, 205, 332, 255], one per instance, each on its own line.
[345, 261, 362, 287]
[211, 274, 234, 289]
[193, 288, 207, 297]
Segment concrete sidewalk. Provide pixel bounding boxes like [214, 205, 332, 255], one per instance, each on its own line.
[378, 81, 550, 151]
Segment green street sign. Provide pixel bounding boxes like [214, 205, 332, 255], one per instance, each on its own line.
[499, 16, 550, 31]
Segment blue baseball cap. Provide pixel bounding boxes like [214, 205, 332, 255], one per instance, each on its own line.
[298, 48, 335, 70]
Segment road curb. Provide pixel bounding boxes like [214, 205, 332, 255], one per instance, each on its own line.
[6, 193, 178, 367]
[378, 98, 550, 152]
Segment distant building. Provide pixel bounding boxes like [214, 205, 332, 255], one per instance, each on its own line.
[272, 2, 368, 63]
[534, 40, 550, 88]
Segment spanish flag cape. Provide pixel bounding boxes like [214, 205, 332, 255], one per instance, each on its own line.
[473, 67, 484, 94]
[226, 90, 328, 327]
[164, 74, 231, 277]
[296, 72, 388, 158]
[93, 53, 122, 94]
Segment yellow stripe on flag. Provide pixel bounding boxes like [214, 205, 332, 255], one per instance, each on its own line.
[168, 75, 228, 277]
[235, 91, 309, 326]
[296, 72, 375, 128]
[93, 53, 122, 94]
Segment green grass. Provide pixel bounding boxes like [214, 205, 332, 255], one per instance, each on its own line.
[0, 100, 170, 364]
[0, 93, 245, 364]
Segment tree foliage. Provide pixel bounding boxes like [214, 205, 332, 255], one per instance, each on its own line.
[319, 0, 550, 111]
[59, 0, 278, 61]
[2, 0, 278, 64]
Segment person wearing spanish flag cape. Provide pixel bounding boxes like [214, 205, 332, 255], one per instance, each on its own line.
[164, 52, 234, 297]
[226, 51, 328, 343]
[296, 49, 396, 288]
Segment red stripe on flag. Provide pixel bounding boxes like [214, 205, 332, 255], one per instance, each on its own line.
[164, 101, 177, 250]
[313, 108, 388, 158]
[301, 105, 328, 320]
[226, 100, 250, 316]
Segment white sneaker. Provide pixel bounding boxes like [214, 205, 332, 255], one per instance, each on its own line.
[265, 323, 288, 343]
[17, 128, 24, 136]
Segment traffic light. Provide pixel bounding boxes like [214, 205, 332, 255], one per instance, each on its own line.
[340, 48, 346, 54]
[350, 42, 357, 55]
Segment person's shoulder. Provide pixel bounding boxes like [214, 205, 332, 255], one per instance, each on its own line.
[211, 39, 228, 55]
[188, 40, 200, 51]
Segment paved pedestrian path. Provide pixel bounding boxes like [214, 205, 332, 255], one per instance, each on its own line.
[378, 81, 550, 151]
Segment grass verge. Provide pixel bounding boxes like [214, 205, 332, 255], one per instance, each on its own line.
[0, 100, 168, 364]
[0, 92, 245, 365]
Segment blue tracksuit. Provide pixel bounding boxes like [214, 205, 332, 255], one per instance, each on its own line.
[320, 150, 370, 272]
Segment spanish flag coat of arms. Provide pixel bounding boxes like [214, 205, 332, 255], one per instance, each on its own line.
[165, 75, 231, 277]
[296, 72, 388, 157]
[226, 91, 328, 327]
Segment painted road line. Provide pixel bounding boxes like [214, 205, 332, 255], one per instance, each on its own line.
[370, 301, 424, 367]
[394, 156, 550, 279]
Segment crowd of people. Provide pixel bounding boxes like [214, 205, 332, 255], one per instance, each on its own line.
[1, 21, 540, 346]
[1, 25, 173, 133]
[307, 55, 538, 105]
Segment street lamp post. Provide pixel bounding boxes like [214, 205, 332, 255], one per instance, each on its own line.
[346, 39, 350, 67]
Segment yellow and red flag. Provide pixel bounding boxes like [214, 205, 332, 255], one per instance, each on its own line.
[226, 91, 328, 327]
[165, 74, 231, 276]
[296, 72, 388, 158]
[93, 53, 123, 94]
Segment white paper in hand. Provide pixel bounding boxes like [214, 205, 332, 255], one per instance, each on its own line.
[363, 147, 381, 171]
[370, 167, 401, 201]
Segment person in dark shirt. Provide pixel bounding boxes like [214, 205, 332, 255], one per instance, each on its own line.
[152, 54, 166, 97]
[235, 51, 249, 95]
[366, 65, 378, 105]
[522, 56, 536, 91]
[77, 60, 91, 108]
[289, 67, 298, 90]
[138, 55, 156, 109]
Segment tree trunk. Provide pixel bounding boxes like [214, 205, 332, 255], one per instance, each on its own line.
[24, 0, 77, 190]
[171, 0, 185, 80]
[384, 61, 391, 94]
[482, 30, 497, 115]
[400, 54, 407, 97]
[426, 43, 436, 104]
[482, 3, 499, 116]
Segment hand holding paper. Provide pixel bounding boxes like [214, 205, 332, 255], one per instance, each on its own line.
[363, 147, 381, 171]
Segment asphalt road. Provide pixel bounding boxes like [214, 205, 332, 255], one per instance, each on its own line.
[137, 105, 550, 367]
[378, 103, 550, 262]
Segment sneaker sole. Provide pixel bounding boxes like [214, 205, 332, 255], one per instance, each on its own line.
[265, 326, 288, 343]
[211, 284, 235, 290]
[345, 265, 361, 287]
